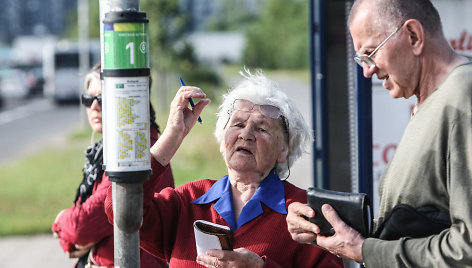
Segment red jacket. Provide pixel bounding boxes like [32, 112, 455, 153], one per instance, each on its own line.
[105, 162, 344, 267]
[52, 125, 174, 267]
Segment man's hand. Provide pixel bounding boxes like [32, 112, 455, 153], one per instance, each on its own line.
[316, 204, 365, 263]
[196, 248, 264, 268]
[287, 202, 365, 263]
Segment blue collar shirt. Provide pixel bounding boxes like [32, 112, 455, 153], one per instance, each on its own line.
[192, 171, 287, 231]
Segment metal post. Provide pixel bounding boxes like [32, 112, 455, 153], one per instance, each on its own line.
[309, 0, 330, 189]
[78, 0, 89, 127]
[346, 2, 372, 267]
[99, 0, 149, 267]
[112, 182, 143, 267]
[356, 66, 373, 199]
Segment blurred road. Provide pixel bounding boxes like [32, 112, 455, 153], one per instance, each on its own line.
[0, 98, 84, 166]
[0, 75, 313, 268]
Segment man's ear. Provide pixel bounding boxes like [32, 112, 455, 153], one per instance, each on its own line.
[404, 19, 424, 55]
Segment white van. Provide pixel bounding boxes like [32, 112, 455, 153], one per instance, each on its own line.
[43, 40, 100, 103]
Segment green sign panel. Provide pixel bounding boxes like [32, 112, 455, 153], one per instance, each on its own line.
[104, 23, 149, 69]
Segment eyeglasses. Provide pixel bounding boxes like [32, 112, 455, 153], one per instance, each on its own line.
[227, 99, 290, 136]
[230, 99, 282, 119]
[81, 93, 102, 107]
[354, 23, 404, 69]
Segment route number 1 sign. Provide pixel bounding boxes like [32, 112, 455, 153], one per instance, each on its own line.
[104, 22, 149, 69]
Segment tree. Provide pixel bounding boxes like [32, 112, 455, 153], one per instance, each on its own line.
[63, 0, 100, 40]
[243, 0, 308, 69]
[141, 0, 220, 104]
[205, 0, 259, 32]
[141, 0, 188, 72]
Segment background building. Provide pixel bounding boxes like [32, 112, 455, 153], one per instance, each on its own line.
[0, 0, 76, 44]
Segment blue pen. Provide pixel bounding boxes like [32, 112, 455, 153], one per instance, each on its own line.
[179, 76, 202, 124]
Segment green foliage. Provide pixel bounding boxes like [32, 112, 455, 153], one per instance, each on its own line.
[63, 0, 101, 40]
[205, 0, 260, 31]
[141, 0, 187, 72]
[169, 104, 228, 183]
[243, 0, 309, 69]
[142, 0, 221, 88]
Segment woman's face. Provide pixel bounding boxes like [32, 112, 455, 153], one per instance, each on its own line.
[86, 78, 102, 133]
[221, 108, 288, 180]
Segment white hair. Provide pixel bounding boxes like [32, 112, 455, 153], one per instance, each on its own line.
[214, 68, 313, 178]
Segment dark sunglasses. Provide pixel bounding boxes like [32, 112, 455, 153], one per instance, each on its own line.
[81, 93, 102, 107]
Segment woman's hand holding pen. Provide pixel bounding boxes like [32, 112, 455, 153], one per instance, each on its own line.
[150, 85, 210, 166]
[168, 85, 208, 136]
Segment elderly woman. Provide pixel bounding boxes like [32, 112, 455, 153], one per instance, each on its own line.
[105, 70, 343, 267]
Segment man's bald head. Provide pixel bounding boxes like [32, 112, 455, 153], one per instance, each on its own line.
[348, 0, 442, 37]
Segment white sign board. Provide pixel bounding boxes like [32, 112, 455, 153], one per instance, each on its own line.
[104, 76, 151, 172]
[371, 0, 472, 216]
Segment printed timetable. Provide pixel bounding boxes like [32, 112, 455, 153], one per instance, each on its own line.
[104, 77, 151, 172]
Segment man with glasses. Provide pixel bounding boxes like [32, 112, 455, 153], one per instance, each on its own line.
[287, 0, 472, 267]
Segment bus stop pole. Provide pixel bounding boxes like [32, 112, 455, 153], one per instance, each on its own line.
[99, 0, 145, 267]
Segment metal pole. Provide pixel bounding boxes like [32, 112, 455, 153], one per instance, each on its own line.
[344, 0, 373, 204]
[78, 0, 89, 128]
[356, 66, 373, 199]
[112, 182, 143, 267]
[309, 0, 330, 189]
[346, 2, 372, 266]
[99, 0, 147, 267]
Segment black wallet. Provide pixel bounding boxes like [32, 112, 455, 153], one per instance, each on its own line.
[307, 187, 373, 238]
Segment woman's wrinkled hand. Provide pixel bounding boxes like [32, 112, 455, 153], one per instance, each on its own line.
[150, 85, 210, 166]
[166, 85, 210, 138]
[196, 248, 264, 268]
[66, 242, 95, 259]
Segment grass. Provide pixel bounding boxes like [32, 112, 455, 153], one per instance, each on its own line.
[0, 133, 85, 236]
[166, 104, 228, 184]
[0, 103, 226, 237]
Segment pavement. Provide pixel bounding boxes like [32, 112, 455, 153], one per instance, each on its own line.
[0, 234, 76, 267]
[0, 75, 313, 268]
